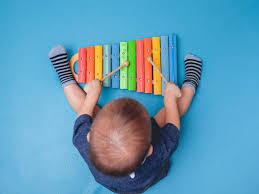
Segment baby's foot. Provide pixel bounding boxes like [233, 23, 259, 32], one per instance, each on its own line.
[182, 54, 202, 94]
[48, 45, 76, 87]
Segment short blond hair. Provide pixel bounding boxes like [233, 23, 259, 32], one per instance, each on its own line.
[89, 98, 151, 176]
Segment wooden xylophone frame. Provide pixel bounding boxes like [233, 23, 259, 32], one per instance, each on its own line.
[69, 34, 178, 96]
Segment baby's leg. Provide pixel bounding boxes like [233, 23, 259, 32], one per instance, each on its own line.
[154, 54, 202, 127]
[64, 84, 100, 116]
[154, 87, 194, 127]
[49, 45, 100, 116]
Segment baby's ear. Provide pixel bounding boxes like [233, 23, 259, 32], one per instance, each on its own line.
[87, 132, 91, 142]
[147, 145, 153, 157]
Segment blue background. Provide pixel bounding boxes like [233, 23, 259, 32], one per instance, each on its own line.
[1, 0, 259, 193]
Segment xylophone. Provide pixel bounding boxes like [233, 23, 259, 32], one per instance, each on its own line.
[69, 34, 178, 95]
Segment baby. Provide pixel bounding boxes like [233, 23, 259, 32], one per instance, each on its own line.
[49, 45, 202, 193]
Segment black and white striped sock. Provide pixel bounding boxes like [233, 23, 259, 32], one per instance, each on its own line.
[182, 54, 202, 93]
[48, 45, 76, 87]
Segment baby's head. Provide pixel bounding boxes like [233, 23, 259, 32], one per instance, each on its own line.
[88, 98, 152, 176]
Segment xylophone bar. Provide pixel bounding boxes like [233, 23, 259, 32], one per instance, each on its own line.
[111, 43, 120, 88]
[136, 40, 144, 92]
[152, 37, 162, 95]
[161, 36, 169, 95]
[169, 34, 177, 84]
[95, 45, 103, 81]
[120, 42, 127, 89]
[103, 45, 111, 87]
[69, 34, 178, 96]
[78, 48, 87, 83]
[144, 38, 152, 93]
[86, 47, 95, 83]
[128, 40, 136, 91]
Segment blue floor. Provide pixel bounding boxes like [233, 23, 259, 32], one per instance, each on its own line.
[1, 0, 259, 193]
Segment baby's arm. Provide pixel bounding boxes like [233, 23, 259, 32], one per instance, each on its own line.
[163, 83, 181, 129]
[154, 86, 195, 128]
[77, 80, 102, 117]
[154, 53, 202, 128]
[63, 83, 100, 116]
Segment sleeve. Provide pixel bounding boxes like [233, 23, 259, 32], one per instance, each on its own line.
[153, 123, 180, 162]
[72, 114, 93, 161]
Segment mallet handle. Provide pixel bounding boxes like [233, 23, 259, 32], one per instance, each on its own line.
[101, 61, 129, 82]
[147, 57, 168, 84]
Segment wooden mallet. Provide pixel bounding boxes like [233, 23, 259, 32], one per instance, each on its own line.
[147, 56, 168, 84]
[101, 61, 129, 82]
[147, 56, 181, 97]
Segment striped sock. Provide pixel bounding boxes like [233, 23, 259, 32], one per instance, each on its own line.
[48, 45, 76, 87]
[182, 53, 202, 93]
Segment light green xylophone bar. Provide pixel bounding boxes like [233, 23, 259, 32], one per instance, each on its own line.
[120, 42, 128, 89]
[128, 40, 136, 91]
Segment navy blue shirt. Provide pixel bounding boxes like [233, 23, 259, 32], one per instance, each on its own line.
[73, 114, 179, 194]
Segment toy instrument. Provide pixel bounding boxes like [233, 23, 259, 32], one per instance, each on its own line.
[69, 34, 178, 95]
